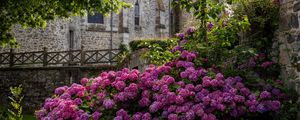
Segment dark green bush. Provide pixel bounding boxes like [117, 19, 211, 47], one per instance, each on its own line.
[129, 39, 179, 65]
[129, 39, 176, 52]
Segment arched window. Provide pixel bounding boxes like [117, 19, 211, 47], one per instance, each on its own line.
[88, 12, 104, 24]
[134, 0, 140, 26]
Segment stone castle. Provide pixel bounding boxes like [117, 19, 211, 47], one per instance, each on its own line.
[1, 0, 189, 52]
[0, 0, 193, 111]
[3, 0, 300, 113]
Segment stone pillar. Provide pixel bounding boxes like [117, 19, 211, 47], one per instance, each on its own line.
[119, 8, 130, 46]
[68, 17, 81, 50]
[277, 0, 300, 92]
[155, 0, 167, 38]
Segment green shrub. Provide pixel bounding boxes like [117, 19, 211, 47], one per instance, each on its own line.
[129, 39, 176, 51]
[0, 106, 8, 119]
[8, 85, 24, 120]
[116, 44, 131, 68]
[235, 0, 279, 54]
[129, 39, 180, 65]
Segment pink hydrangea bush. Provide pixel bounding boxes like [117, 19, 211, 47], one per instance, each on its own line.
[36, 28, 285, 120]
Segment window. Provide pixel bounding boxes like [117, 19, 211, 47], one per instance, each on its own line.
[88, 12, 104, 24]
[69, 30, 74, 50]
[134, 1, 140, 26]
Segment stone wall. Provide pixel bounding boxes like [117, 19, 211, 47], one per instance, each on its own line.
[0, 66, 116, 113]
[8, 20, 70, 52]
[277, 0, 300, 92]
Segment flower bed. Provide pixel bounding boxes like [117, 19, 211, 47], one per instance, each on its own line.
[35, 28, 291, 120]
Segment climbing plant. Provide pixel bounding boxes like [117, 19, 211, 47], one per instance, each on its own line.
[172, 0, 250, 66]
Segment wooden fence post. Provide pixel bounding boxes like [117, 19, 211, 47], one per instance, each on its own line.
[43, 47, 48, 66]
[80, 46, 85, 66]
[69, 48, 73, 65]
[109, 49, 112, 64]
[9, 49, 14, 67]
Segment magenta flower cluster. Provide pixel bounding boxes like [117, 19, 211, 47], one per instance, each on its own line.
[36, 27, 283, 120]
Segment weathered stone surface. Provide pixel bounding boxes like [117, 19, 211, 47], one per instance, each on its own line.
[287, 34, 296, 43]
[277, 0, 300, 94]
[294, 2, 300, 12]
[279, 14, 291, 31]
[279, 44, 291, 66]
[297, 33, 300, 41]
[289, 13, 299, 29]
[292, 42, 300, 52]
[291, 52, 298, 63]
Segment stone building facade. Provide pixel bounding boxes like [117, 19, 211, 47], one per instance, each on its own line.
[276, 0, 300, 92]
[1, 0, 187, 53]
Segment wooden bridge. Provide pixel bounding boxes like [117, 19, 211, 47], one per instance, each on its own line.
[0, 47, 120, 68]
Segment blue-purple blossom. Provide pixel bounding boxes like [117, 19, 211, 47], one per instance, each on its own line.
[103, 99, 115, 109]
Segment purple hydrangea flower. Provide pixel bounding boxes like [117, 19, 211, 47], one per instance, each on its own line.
[271, 88, 281, 96]
[260, 91, 271, 99]
[168, 114, 178, 120]
[177, 33, 185, 40]
[80, 78, 89, 85]
[175, 95, 184, 105]
[234, 95, 245, 103]
[114, 81, 126, 91]
[103, 99, 115, 109]
[261, 61, 274, 68]
[132, 112, 142, 120]
[79, 112, 89, 120]
[149, 102, 163, 113]
[207, 22, 214, 31]
[60, 93, 71, 99]
[142, 113, 151, 120]
[55, 86, 67, 95]
[257, 103, 267, 113]
[187, 27, 196, 35]
[139, 97, 151, 107]
[116, 109, 130, 120]
[240, 88, 250, 96]
[168, 105, 177, 113]
[114, 116, 123, 120]
[73, 98, 82, 105]
[92, 111, 101, 120]
[178, 89, 190, 98]
[171, 45, 184, 53]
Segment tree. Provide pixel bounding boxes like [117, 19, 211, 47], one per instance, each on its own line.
[0, 0, 131, 47]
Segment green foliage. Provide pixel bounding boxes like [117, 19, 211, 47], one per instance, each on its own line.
[8, 85, 24, 120]
[171, 0, 299, 118]
[176, 0, 278, 70]
[172, 0, 210, 42]
[129, 39, 180, 65]
[207, 16, 250, 48]
[129, 39, 176, 51]
[141, 43, 180, 66]
[23, 115, 36, 120]
[275, 90, 300, 120]
[116, 44, 131, 68]
[235, 0, 279, 54]
[0, 0, 131, 47]
[172, 0, 243, 42]
[0, 106, 8, 119]
[173, 0, 251, 66]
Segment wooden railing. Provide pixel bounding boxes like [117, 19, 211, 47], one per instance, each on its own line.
[0, 47, 120, 67]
